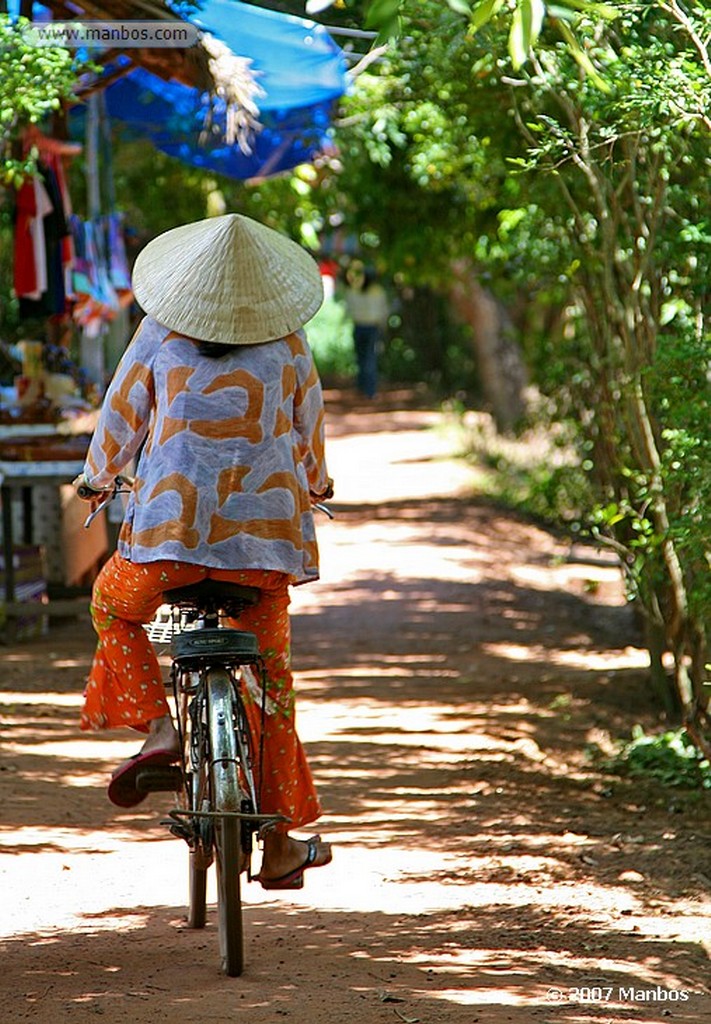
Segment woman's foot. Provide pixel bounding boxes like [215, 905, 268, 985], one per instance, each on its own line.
[107, 717, 182, 809]
[257, 833, 332, 889]
[139, 714, 180, 757]
[111, 715, 180, 781]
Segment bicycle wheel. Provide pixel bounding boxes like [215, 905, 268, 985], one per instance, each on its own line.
[188, 848, 208, 929]
[187, 757, 211, 930]
[180, 682, 211, 931]
[207, 667, 245, 977]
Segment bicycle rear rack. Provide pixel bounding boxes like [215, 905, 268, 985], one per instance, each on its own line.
[163, 808, 289, 846]
[166, 808, 290, 826]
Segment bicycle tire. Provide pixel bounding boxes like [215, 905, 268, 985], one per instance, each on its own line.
[207, 668, 245, 977]
[180, 680, 211, 931]
[187, 765, 211, 931]
[188, 849, 208, 930]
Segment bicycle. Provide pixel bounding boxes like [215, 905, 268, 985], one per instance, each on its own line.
[80, 475, 331, 976]
[152, 578, 284, 977]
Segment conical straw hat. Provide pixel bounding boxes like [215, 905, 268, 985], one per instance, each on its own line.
[131, 213, 324, 346]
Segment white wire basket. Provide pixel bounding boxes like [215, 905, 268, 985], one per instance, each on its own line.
[144, 603, 181, 645]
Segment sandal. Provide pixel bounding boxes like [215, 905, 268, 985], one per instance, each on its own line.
[255, 837, 332, 891]
[107, 748, 180, 808]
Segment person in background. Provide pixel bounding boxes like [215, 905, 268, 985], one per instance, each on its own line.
[317, 254, 340, 301]
[343, 265, 389, 399]
[74, 213, 333, 890]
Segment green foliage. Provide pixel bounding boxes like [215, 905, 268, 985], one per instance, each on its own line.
[358, 0, 619, 73]
[464, 412, 592, 526]
[590, 319, 710, 619]
[0, 15, 81, 186]
[0, 207, 19, 338]
[506, 8, 709, 730]
[304, 297, 356, 381]
[652, 328, 711, 624]
[320, 0, 710, 742]
[490, 458, 591, 526]
[389, 287, 481, 392]
[605, 726, 711, 790]
[70, 136, 331, 250]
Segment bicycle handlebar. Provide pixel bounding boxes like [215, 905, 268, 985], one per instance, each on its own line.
[312, 501, 334, 519]
[77, 481, 106, 500]
[76, 473, 134, 500]
[80, 474, 333, 529]
[80, 475, 134, 528]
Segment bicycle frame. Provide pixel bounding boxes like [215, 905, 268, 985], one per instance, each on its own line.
[160, 591, 287, 977]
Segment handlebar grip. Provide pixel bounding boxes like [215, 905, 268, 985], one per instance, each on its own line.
[77, 483, 100, 500]
[311, 480, 334, 501]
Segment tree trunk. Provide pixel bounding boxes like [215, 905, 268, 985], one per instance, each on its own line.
[448, 262, 528, 433]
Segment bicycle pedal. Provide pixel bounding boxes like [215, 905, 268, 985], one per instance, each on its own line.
[162, 819, 193, 842]
[135, 765, 183, 793]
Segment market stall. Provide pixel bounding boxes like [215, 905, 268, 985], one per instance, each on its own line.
[1, 126, 116, 635]
[1, 0, 348, 636]
[0, 432, 108, 637]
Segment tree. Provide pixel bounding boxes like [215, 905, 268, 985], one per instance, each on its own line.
[302, 0, 709, 750]
[316, 33, 535, 426]
[0, 15, 79, 186]
[0, 15, 88, 340]
[502, 3, 710, 748]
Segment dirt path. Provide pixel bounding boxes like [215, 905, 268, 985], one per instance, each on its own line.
[1, 393, 710, 1024]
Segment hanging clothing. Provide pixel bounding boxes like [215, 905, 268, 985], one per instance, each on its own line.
[68, 215, 130, 331]
[13, 175, 53, 299]
[47, 152, 76, 286]
[68, 215, 95, 299]
[17, 161, 71, 318]
[13, 179, 38, 298]
[30, 177, 53, 299]
[108, 213, 132, 291]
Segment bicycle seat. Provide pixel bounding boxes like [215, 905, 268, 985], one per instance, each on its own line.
[164, 580, 260, 609]
[171, 627, 260, 664]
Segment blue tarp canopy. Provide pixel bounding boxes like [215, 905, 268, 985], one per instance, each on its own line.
[82, 1, 348, 179]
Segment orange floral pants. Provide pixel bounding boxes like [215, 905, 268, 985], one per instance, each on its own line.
[82, 553, 321, 830]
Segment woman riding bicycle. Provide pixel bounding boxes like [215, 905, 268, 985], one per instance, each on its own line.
[74, 213, 333, 889]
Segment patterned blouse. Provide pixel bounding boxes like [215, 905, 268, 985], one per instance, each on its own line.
[84, 316, 330, 583]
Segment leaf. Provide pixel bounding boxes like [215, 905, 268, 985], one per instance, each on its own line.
[508, 2, 530, 70]
[447, 0, 472, 13]
[394, 1011, 420, 1024]
[378, 990, 405, 1003]
[300, 222, 319, 249]
[508, 0, 546, 68]
[531, 0, 546, 41]
[365, 0, 402, 30]
[546, 3, 578, 21]
[555, 17, 611, 92]
[556, 0, 619, 19]
[469, 0, 505, 35]
[305, 0, 336, 12]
